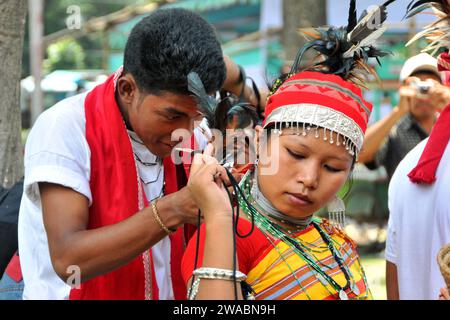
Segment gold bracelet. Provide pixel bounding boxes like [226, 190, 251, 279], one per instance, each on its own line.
[150, 200, 176, 235]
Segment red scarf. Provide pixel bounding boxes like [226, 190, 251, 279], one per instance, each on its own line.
[438, 52, 450, 72]
[408, 105, 450, 184]
[69, 71, 189, 299]
[408, 52, 450, 185]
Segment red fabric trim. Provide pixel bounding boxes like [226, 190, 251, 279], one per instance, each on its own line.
[169, 230, 186, 300]
[5, 252, 22, 282]
[438, 52, 450, 72]
[408, 104, 450, 184]
[163, 157, 190, 300]
[263, 71, 372, 133]
[70, 73, 156, 300]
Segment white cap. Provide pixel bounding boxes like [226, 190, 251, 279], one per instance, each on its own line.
[399, 53, 440, 83]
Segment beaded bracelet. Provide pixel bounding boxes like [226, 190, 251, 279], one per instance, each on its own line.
[151, 200, 176, 235]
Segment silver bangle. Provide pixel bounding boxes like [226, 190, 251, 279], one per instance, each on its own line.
[193, 267, 247, 282]
[187, 278, 201, 300]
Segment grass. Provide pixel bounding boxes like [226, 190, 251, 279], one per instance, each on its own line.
[360, 253, 387, 300]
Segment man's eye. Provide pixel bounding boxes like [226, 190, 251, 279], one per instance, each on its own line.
[165, 115, 180, 121]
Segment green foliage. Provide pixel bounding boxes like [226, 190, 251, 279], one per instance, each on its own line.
[44, 38, 86, 72]
[23, 0, 146, 76]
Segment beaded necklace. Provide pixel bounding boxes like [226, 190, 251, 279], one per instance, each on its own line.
[238, 170, 369, 300]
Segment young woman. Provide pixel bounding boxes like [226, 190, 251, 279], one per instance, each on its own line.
[182, 0, 394, 300]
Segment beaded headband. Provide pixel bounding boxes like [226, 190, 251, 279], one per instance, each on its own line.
[263, 71, 373, 156]
[262, 0, 394, 156]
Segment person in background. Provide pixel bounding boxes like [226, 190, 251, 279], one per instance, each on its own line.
[358, 53, 450, 181]
[386, 0, 450, 300]
[16, 8, 256, 300]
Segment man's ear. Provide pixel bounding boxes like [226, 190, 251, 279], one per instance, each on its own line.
[117, 74, 139, 105]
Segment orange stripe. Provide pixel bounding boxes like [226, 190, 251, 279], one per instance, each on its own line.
[253, 243, 360, 300]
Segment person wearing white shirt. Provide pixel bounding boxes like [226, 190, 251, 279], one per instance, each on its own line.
[386, 138, 450, 300]
[16, 8, 256, 300]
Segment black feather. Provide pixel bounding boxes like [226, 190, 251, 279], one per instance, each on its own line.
[290, 40, 325, 75]
[382, 0, 396, 7]
[404, 1, 450, 54]
[405, 0, 449, 18]
[405, 2, 436, 19]
[349, 4, 389, 45]
[281, 0, 394, 89]
[347, 0, 358, 33]
[407, 0, 441, 11]
[187, 72, 218, 127]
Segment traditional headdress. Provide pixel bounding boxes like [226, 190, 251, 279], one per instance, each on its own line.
[263, 0, 395, 156]
[405, 1, 450, 56]
[405, 1, 450, 184]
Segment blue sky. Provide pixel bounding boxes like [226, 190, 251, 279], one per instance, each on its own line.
[327, 0, 436, 31]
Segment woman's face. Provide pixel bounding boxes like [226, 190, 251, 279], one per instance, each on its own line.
[257, 126, 353, 218]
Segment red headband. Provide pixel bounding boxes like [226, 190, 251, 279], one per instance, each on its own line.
[263, 71, 373, 154]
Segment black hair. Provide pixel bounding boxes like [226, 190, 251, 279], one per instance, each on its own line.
[123, 8, 226, 95]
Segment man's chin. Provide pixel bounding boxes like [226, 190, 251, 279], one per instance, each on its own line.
[159, 143, 177, 157]
[141, 143, 170, 159]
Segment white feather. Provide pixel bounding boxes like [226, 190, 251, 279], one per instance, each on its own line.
[343, 25, 387, 59]
[346, 5, 380, 42]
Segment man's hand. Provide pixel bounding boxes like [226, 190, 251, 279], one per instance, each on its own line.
[397, 76, 419, 115]
[158, 186, 202, 227]
[439, 287, 450, 300]
[428, 80, 450, 111]
[157, 144, 243, 227]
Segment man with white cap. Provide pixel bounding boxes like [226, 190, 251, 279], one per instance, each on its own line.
[385, 0, 450, 300]
[358, 53, 450, 180]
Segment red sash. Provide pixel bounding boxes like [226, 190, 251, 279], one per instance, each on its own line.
[69, 72, 191, 300]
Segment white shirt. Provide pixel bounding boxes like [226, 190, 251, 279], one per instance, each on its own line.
[386, 138, 450, 300]
[18, 92, 207, 300]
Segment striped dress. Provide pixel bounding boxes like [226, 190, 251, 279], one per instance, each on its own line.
[182, 217, 372, 300]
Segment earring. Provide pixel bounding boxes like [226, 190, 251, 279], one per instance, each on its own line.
[327, 196, 346, 230]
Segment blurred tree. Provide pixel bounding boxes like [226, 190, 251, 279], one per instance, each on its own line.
[0, 0, 27, 188]
[282, 0, 327, 67]
[44, 37, 86, 72]
[22, 0, 143, 76]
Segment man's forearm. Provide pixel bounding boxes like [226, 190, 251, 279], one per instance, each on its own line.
[50, 195, 183, 284]
[222, 55, 265, 110]
[358, 107, 405, 163]
[386, 261, 400, 300]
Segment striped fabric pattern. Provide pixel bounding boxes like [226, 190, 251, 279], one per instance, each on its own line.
[247, 223, 372, 300]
